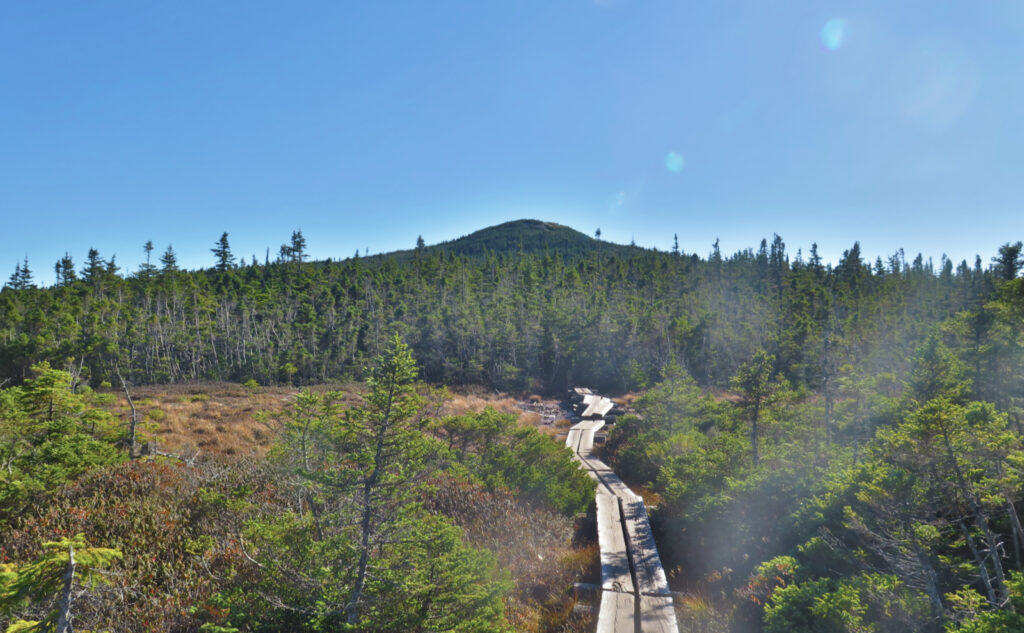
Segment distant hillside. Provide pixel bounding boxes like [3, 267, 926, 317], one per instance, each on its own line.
[431, 219, 617, 257]
[368, 219, 629, 262]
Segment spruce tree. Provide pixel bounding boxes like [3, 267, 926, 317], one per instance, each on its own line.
[290, 230, 307, 262]
[159, 245, 178, 272]
[7, 260, 22, 289]
[137, 240, 157, 279]
[81, 248, 104, 283]
[211, 232, 235, 271]
[992, 241, 1024, 281]
[55, 253, 76, 286]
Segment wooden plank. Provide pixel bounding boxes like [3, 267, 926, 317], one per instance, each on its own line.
[565, 427, 582, 452]
[577, 420, 604, 456]
[582, 395, 615, 418]
[585, 398, 615, 419]
[585, 459, 638, 501]
[596, 590, 635, 633]
[596, 492, 634, 594]
[621, 499, 672, 597]
[639, 595, 678, 633]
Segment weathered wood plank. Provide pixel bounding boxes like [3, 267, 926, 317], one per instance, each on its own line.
[596, 590, 635, 633]
[596, 492, 634, 594]
[622, 498, 672, 596]
[581, 395, 615, 419]
[639, 595, 678, 633]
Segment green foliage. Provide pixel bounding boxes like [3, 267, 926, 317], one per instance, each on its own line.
[208, 337, 515, 632]
[945, 573, 1024, 632]
[0, 224, 997, 393]
[906, 335, 971, 405]
[604, 365, 733, 485]
[764, 573, 931, 633]
[0, 363, 123, 520]
[1, 534, 121, 632]
[222, 511, 511, 633]
[438, 409, 594, 515]
[731, 350, 793, 465]
[603, 261, 1024, 633]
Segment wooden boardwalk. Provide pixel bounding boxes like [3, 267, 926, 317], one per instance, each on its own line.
[566, 391, 679, 633]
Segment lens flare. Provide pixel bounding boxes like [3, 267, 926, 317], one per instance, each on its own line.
[820, 18, 847, 50]
[665, 152, 685, 173]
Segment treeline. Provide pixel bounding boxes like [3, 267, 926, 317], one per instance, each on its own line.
[603, 271, 1024, 632]
[3, 233, 1018, 394]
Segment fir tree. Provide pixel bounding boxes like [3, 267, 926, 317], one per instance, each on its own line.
[211, 232, 235, 271]
[81, 248, 104, 283]
[137, 240, 157, 279]
[159, 245, 178, 272]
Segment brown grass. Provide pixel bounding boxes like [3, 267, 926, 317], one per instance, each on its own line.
[113, 382, 555, 457]
[111, 382, 362, 457]
[630, 483, 664, 507]
[519, 411, 543, 426]
[426, 474, 596, 633]
[439, 388, 564, 432]
[674, 591, 735, 633]
[708, 387, 741, 403]
[441, 392, 521, 416]
[534, 425, 561, 440]
[613, 392, 640, 407]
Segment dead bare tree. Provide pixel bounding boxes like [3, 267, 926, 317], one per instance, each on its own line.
[115, 367, 138, 459]
[55, 543, 76, 633]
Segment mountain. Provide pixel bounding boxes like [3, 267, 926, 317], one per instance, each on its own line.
[367, 219, 629, 262]
[432, 219, 612, 257]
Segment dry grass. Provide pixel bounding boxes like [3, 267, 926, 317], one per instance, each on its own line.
[630, 483, 664, 507]
[440, 387, 567, 433]
[111, 382, 363, 457]
[103, 382, 590, 632]
[674, 591, 735, 633]
[441, 392, 522, 417]
[534, 425, 561, 440]
[112, 382, 557, 457]
[708, 387, 741, 403]
[426, 474, 597, 633]
[612, 392, 640, 407]
[118, 383, 288, 456]
[519, 411, 543, 426]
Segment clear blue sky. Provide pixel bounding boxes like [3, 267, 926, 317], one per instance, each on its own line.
[2, 1, 1022, 283]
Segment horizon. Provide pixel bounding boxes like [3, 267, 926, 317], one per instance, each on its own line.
[3, 217, 1002, 287]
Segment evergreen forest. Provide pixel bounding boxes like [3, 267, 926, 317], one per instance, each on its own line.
[2, 219, 1024, 632]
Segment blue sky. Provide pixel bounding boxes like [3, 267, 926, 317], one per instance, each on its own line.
[2, 1, 1022, 283]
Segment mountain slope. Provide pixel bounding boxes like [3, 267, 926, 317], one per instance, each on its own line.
[431, 219, 612, 257]
[369, 219, 629, 262]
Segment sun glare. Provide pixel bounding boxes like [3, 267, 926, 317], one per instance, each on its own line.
[820, 18, 847, 51]
[665, 151, 685, 173]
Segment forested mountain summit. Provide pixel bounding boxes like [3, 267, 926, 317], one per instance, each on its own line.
[368, 218, 626, 262]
